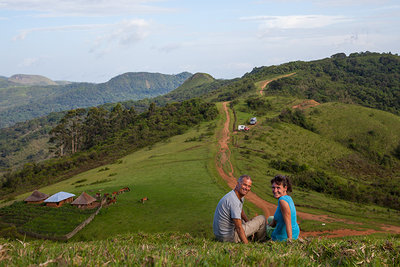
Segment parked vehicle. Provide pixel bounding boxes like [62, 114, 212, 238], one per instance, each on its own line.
[249, 117, 257, 125]
[238, 125, 250, 131]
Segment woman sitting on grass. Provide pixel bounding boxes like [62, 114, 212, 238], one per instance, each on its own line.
[267, 175, 300, 241]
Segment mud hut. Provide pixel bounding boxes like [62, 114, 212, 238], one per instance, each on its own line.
[24, 190, 49, 204]
[44, 191, 75, 208]
[71, 192, 97, 209]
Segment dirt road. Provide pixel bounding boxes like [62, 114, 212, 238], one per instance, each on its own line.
[215, 101, 400, 238]
[258, 73, 296, 96]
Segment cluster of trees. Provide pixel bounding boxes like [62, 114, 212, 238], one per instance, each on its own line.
[277, 108, 317, 132]
[0, 99, 217, 195]
[269, 159, 400, 210]
[292, 170, 400, 210]
[246, 52, 400, 115]
[0, 112, 64, 169]
[214, 78, 256, 101]
[244, 97, 271, 116]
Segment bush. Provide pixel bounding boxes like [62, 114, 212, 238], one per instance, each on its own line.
[269, 159, 308, 173]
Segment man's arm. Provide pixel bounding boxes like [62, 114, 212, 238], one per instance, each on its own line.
[279, 199, 292, 240]
[241, 209, 249, 222]
[233, 218, 248, 244]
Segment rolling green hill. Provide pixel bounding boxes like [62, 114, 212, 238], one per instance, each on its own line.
[0, 72, 192, 128]
[1, 52, 400, 250]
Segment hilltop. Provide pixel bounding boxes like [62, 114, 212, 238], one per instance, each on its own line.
[8, 74, 60, 86]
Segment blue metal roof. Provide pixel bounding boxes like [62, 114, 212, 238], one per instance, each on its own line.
[44, 191, 75, 203]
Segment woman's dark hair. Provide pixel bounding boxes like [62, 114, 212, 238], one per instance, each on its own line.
[270, 174, 292, 193]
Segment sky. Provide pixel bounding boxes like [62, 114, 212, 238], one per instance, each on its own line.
[1, 0, 400, 83]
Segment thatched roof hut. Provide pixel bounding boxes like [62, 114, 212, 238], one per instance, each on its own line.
[44, 191, 75, 207]
[24, 190, 49, 204]
[71, 192, 97, 208]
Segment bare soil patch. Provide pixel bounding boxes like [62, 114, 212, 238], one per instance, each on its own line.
[292, 99, 320, 109]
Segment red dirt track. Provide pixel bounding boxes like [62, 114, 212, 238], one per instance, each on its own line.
[215, 102, 400, 238]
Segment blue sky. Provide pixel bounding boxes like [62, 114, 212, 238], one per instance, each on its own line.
[1, 0, 399, 83]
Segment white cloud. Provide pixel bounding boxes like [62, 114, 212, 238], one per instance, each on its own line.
[13, 18, 151, 49]
[12, 24, 107, 41]
[18, 56, 47, 67]
[241, 15, 352, 29]
[90, 19, 151, 55]
[0, 0, 172, 16]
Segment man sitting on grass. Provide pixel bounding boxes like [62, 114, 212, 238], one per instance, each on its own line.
[213, 175, 266, 243]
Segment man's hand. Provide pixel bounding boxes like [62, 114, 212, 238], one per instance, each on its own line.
[233, 218, 248, 244]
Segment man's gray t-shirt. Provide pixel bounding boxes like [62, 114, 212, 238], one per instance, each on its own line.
[213, 190, 243, 240]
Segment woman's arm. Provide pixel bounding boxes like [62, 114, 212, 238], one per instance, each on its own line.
[279, 199, 292, 240]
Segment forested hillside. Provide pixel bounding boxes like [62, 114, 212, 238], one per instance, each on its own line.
[245, 52, 400, 114]
[0, 73, 224, 170]
[0, 99, 217, 196]
[0, 72, 192, 128]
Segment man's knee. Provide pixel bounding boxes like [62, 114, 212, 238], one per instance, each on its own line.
[253, 215, 266, 227]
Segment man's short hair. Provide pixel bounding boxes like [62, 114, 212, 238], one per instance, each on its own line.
[238, 174, 251, 184]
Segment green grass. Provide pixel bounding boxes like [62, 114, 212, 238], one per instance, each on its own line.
[1, 232, 399, 266]
[0, 201, 95, 237]
[1, 104, 263, 241]
[307, 102, 400, 163]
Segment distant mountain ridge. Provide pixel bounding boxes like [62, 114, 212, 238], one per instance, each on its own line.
[0, 71, 192, 128]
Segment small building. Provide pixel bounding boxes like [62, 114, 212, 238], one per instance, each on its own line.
[44, 191, 75, 208]
[24, 190, 49, 204]
[71, 192, 97, 209]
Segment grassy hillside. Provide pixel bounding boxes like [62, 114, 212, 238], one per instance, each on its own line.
[1, 232, 399, 266]
[0, 72, 192, 128]
[2, 53, 400, 255]
[1, 118, 259, 239]
[230, 94, 400, 216]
